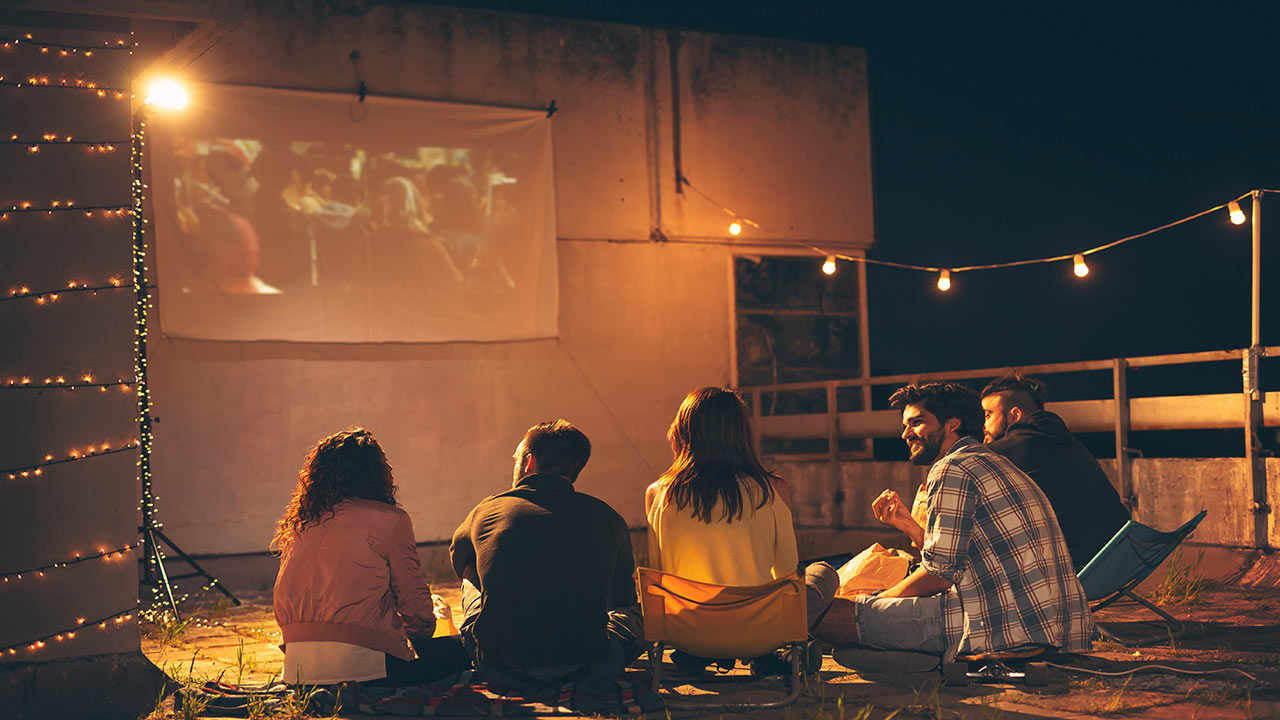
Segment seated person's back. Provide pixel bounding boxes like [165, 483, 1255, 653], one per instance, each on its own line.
[451, 420, 640, 682]
[981, 375, 1129, 568]
[456, 474, 634, 668]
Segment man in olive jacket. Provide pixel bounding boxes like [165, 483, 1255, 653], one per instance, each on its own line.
[981, 375, 1130, 570]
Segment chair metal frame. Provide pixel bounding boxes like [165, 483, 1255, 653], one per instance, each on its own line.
[1076, 510, 1207, 638]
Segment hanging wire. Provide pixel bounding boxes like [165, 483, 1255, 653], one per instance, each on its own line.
[814, 190, 1257, 274]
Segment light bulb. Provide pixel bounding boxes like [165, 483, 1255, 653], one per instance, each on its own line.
[822, 256, 837, 275]
[937, 269, 951, 292]
[1229, 200, 1246, 226]
[728, 221, 742, 236]
[1073, 254, 1089, 278]
[144, 79, 187, 110]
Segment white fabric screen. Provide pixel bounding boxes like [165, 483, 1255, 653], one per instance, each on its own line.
[149, 83, 558, 342]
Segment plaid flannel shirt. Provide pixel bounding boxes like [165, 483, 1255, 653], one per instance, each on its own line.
[919, 437, 1094, 660]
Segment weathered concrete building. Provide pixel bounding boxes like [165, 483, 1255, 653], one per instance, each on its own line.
[0, 1, 873, 705]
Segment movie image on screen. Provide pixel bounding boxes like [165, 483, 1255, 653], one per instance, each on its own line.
[149, 84, 557, 343]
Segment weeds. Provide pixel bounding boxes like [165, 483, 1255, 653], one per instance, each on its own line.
[234, 637, 260, 685]
[245, 693, 271, 720]
[141, 610, 192, 648]
[1151, 549, 1212, 606]
[274, 684, 323, 719]
[1105, 675, 1133, 713]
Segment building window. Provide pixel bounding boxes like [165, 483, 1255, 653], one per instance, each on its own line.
[734, 255, 868, 456]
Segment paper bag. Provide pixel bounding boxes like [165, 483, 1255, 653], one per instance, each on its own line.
[836, 542, 913, 597]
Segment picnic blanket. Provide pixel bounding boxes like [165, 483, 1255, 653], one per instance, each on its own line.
[177, 670, 664, 716]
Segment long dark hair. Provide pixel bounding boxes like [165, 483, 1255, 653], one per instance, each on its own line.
[659, 387, 777, 523]
[270, 428, 397, 555]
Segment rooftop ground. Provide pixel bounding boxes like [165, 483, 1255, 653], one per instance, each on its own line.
[138, 549, 1280, 719]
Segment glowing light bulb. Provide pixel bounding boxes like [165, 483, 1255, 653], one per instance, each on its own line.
[144, 78, 187, 110]
[821, 255, 837, 275]
[728, 221, 742, 236]
[1073, 254, 1089, 278]
[937, 269, 952, 292]
[1229, 200, 1246, 226]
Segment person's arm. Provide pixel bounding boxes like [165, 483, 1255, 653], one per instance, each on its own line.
[644, 481, 662, 571]
[387, 511, 437, 639]
[878, 565, 953, 598]
[772, 483, 800, 577]
[449, 509, 479, 585]
[872, 489, 925, 549]
[609, 515, 639, 610]
[914, 458, 978, 592]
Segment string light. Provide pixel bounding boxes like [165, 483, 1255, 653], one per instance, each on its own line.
[1, 376, 135, 391]
[0, 34, 133, 52]
[2, 607, 138, 656]
[7, 135, 123, 151]
[810, 190, 1273, 281]
[1229, 200, 1246, 225]
[677, 177, 762, 238]
[1073, 253, 1089, 278]
[2, 203, 130, 217]
[0, 77, 128, 96]
[822, 255, 837, 275]
[3, 440, 141, 480]
[1, 544, 137, 584]
[937, 269, 952, 292]
[0, 279, 136, 304]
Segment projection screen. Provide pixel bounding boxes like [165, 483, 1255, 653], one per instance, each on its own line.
[148, 83, 558, 342]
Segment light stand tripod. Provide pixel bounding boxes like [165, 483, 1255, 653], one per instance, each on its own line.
[131, 108, 239, 619]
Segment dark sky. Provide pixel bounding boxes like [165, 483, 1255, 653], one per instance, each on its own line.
[456, 2, 1279, 394]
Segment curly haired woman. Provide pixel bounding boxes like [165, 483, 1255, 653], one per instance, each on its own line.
[272, 428, 468, 687]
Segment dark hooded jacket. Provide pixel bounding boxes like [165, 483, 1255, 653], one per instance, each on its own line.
[985, 410, 1130, 570]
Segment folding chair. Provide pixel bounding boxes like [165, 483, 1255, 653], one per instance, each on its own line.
[637, 567, 809, 710]
[1076, 509, 1207, 637]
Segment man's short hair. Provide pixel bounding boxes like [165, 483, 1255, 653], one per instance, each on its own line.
[522, 420, 591, 481]
[981, 375, 1047, 412]
[888, 382, 983, 439]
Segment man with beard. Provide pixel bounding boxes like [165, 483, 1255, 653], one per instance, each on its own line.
[812, 382, 1093, 663]
[981, 375, 1129, 569]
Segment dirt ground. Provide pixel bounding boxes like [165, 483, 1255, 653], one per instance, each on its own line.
[137, 571, 1280, 720]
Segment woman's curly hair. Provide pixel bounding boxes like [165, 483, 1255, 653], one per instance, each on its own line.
[270, 428, 397, 556]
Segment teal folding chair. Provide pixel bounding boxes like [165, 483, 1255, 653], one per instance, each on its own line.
[1076, 510, 1207, 636]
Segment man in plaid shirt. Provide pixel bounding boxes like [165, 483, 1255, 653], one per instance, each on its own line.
[814, 382, 1093, 661]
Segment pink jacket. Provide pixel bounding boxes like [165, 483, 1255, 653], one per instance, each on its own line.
[274, 499, 435, 660]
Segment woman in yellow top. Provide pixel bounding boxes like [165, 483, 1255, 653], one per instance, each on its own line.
[645, 387, 838, 676]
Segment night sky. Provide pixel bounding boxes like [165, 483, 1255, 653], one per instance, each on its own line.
[457, 2, 1279, 452]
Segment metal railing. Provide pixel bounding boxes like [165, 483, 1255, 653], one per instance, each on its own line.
[740, 344, 1278, 548]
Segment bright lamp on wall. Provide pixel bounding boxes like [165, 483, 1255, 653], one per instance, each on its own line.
[144, 78, 187, 110]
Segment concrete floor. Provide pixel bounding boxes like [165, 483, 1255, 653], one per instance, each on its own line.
[138, 565, 1280, 719]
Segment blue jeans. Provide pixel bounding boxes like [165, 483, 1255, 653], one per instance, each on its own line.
[853, 594, 946, 655]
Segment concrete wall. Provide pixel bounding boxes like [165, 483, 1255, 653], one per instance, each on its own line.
[127, 2, 873, 554]
[0, 22, 140, 662]
[775, 457, 1280, 549]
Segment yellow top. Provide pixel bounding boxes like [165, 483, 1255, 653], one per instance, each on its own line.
[646, 477, 798, 587]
